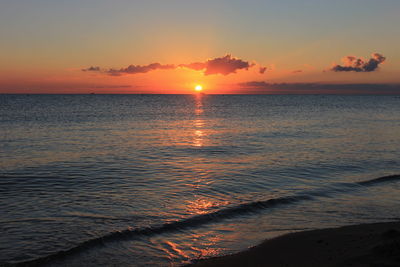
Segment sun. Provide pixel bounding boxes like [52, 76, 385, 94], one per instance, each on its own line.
[195, 85, 203, 92]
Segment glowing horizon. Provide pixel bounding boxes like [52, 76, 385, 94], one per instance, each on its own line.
[1, 1, 400, 94]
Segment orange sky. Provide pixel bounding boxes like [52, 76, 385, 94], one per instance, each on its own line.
[1, 1, 400, 94]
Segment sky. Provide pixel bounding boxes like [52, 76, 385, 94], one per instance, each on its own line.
[1, 0, 400, 94]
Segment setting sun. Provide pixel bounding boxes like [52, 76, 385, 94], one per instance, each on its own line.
[195, 85, 203, 92]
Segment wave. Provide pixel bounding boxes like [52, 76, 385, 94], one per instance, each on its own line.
[14, 174, 400, 266]
[357, 174, 400, 186]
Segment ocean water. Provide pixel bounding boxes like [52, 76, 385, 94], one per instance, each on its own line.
[1, 94, 400, 266]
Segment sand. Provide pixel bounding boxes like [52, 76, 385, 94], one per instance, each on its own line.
[190, 221, 400, 267]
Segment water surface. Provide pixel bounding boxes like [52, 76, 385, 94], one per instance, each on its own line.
[1, 95, 400, 266]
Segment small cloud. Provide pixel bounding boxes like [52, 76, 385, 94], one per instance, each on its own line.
[330, 53, 386, 72]
[259, 66, 267, 74]
[240, 81, 270, 87]
[82, 66, 101, 72]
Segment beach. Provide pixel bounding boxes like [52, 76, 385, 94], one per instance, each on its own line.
[191, 221, 400, 267]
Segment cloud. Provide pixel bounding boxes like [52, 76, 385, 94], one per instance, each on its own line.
[241, 81, 272, 88]
[238, 81, 400, 94]
[292, 70, 303, 73]
[330, 53, 386, 72]
[259, 66, 267, 74]
[181, 54, 253, 75]
[83, 54, 260, 76]
[82, 66, 101, 72]
[107, 63, 176, 76]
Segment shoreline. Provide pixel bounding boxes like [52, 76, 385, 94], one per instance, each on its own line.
[190, 221, 400, 267]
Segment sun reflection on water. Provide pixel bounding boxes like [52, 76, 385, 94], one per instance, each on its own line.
[193, 94, 205, 147]
[186, 198, 229, 215]
[155, 94, 229, 264]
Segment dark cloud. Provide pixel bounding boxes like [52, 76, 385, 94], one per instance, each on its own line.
[238, 81, 400, 94]
[82, 66, 101, 72]
[181, 54, 253, 75]
[83, 54, 261, 76]
[241, 81, 272, 88]
[331, 53, 386, 72]
[107, 63, 176, 76]
[292, 70, 303, 73]
[203, 54, 253, 75]
[259, 66, 267, 74]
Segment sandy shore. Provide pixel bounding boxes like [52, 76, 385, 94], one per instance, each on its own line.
[190, 221, 400, 267]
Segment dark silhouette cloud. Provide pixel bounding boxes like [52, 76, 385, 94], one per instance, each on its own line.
[259, 66, 267, 74]
[82, 66, 101, 72]
[107, 63, 176, 76]
[83, 54, 260, 76]
[181, 54, 253, 75]
[238, 81, 400, 94]
[204, 54, 253, 75]
[331, 53, 386, 72]
[241, 81, 272, 88]
[292, 70, 303, 73]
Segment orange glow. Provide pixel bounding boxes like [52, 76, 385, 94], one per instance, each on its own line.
[195, 84, 203, 92]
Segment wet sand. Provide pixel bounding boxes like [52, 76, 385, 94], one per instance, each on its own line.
[190, 221, 400, 267]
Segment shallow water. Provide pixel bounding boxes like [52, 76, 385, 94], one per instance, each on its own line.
[1, 94, 400, 266]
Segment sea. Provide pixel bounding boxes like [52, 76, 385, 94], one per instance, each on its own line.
[1, 94, 400, 266]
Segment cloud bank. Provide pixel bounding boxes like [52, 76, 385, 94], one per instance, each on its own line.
[330, 53, 386, 72]
[238, 81, 400, 94]
[83, 54, 262, 76]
